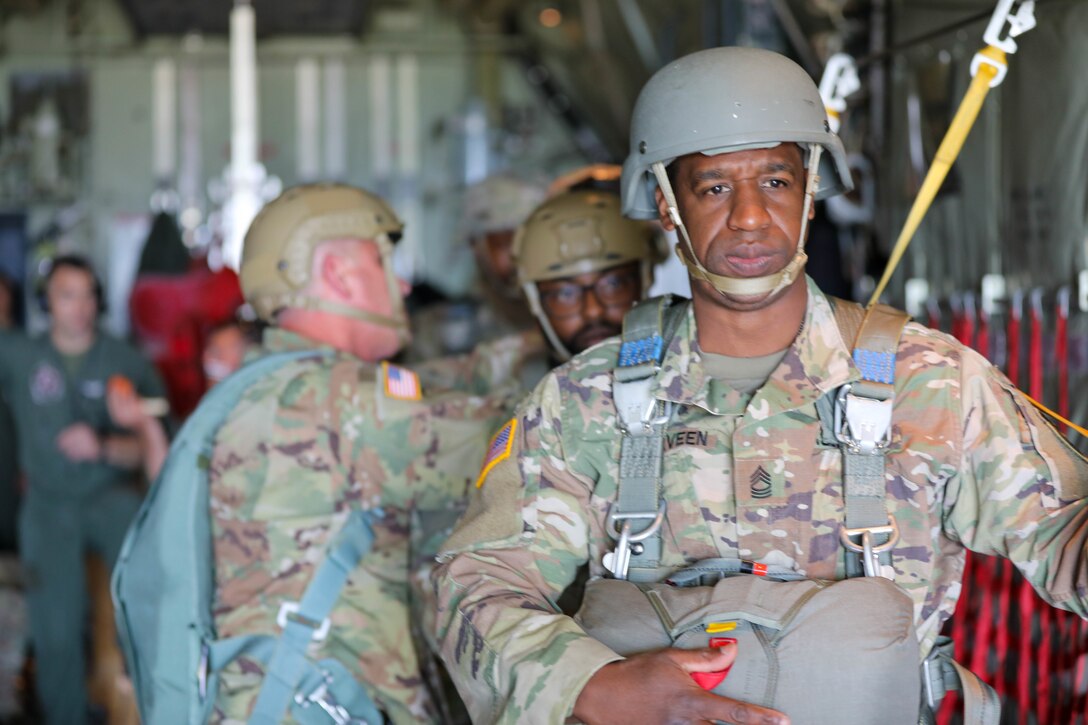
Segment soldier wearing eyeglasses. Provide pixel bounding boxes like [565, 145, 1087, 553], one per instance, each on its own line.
[513, 190, 662, 361]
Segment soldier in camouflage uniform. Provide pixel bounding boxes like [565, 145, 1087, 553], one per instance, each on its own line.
[432, 47, 1088, 724]
[208, 183, 518, 723]
[409, 176, 553, 396]
[513, 189, 660, 362]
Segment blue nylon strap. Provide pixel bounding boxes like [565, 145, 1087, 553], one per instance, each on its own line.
[853, 348, 896, 384]
[208, 635, 277, 673]
[208, 636, 384, 724]
[248, 510, 376, 725]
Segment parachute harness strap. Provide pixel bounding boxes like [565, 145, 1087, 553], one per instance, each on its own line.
[651, 145, 822, 300]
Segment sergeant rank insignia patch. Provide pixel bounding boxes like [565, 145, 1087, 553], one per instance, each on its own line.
[382, 362, 422, 401]
[476, 418, 517, 488]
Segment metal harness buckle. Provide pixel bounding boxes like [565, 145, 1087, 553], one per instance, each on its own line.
[834, 383, 893, 455]
[277, 601, 331, 642]
[604, 501, 667, 580]
[839, 515, 900, 578]
[294, 676, 371, 725]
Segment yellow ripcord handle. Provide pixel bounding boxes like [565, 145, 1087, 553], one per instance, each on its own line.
[866, 45, 1006, 308]
[1024, 395, 1088, 439]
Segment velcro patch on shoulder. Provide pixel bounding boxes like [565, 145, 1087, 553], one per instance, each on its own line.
[476, 418, 517, 488]
[382, 362, 422, 401]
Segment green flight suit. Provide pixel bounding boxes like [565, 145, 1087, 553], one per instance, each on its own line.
[0, 329, 164, 725]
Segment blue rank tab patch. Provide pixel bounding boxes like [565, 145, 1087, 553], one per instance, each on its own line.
[853, 348, 895, 384]
[618, 334, 663, 368]
[476, 418, 517, 488]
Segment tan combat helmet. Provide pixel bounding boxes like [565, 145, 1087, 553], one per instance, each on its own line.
[621, 46, 852, 299]
[513, 189, 659, 360]
[239, 183, 409, 341]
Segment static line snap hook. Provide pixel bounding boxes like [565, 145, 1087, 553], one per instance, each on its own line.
[983, 0, 1037, 53]
[818, 53, 860, 134]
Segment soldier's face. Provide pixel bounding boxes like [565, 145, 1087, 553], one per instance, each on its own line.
[202, 325, 248, 385]
[472, 230, 520, 298]
[339, 239, 410, 359]
[537, 262, 641, 354]
[658, 144, 812, 311]
[47, 266, 98, 338]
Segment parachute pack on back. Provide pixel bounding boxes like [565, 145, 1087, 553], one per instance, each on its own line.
[111, 350, 383, 724]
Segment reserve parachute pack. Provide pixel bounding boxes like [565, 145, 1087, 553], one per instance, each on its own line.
[579, 295, 1000, 725]
[111, 350, 384, 725]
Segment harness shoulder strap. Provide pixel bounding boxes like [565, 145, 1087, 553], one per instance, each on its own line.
[248, 509, 382, 724]
[827, 297, 911, 578]
[607, 296, 688, 582]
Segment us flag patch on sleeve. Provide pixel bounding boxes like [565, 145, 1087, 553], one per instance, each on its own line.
[382, 362, 422, 401]
[476, 418, 517, 488]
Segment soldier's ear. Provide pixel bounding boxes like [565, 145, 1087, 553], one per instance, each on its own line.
[654, 187, 676, 232]
[318, 252, 353, 300]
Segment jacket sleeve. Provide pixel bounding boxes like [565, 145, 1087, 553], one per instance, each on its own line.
[946, 345, 1088, 615]
[432, 373, 623, 724]
[412, 331, 547, 396]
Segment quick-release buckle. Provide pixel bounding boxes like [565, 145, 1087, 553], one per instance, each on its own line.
[604, 501, 667, 580]
[834, 383, 893, 455]
[294, 675, 371, 725]
[277, 601, 331, 642]
[840, 515, 900, 578]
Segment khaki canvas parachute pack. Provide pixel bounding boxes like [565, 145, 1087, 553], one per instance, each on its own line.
[576, 295, 1001, 725]
[111, 350, 385, 725]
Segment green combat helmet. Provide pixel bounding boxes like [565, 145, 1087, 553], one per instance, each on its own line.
[621, 46, 852, 298]
[239, 183, 410, 343]
[513, 190, 660, 360]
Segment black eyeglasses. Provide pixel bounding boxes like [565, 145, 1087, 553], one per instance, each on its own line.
[538, 267, 639, 317]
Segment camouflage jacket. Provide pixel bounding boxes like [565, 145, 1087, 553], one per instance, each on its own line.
[433, 279, 1088, 724]
[412, 329, 551, 398]
[209, 328, 517, 724]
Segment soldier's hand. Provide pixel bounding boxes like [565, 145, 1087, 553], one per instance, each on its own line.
[572, 645, 790, 725]
[56, 422, 101, 462]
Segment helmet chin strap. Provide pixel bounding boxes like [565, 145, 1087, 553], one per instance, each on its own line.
[275, 234, 411, 344]
[523, 282, 573, 361]
[651, 144, 822, 299]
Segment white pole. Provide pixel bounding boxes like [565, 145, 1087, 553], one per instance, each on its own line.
[152, 58, 177, 183]
[368, 54, 393, 182]
[296, 57, 320, 182]
[323, 57, 347, 180]
[394, 53, 421, 281]
[178, 36, 203, 236]
[226, 0, 260, 271]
